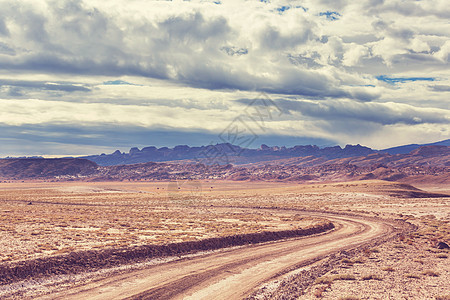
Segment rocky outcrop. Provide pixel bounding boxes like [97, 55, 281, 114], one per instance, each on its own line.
[83, 143, 377, 166]
[0, 158, 98, 180]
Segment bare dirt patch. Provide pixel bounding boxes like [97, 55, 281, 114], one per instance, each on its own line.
[247, 181, 449, 300]
[1, 180, 449, 299]
[0, 182, 325, 263]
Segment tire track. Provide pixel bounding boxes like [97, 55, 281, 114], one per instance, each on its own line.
[40, 211, 396, 300]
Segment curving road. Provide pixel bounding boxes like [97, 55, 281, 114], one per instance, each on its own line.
[40, 211, 394, 300]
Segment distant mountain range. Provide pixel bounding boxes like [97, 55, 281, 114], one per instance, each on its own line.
[1, 145, 448, 186]
[381, 139, 450, 155]
[82, 139, 450, 166]
[83, 143, 376, 166]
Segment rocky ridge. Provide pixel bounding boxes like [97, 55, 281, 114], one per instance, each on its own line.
[83, 143, 376, 166]
[0, 146, 448, 186]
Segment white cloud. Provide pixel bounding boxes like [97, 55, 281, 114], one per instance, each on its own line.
[342, 44, 369, 67]
[435, 40, 450, 62]
[409, 37, 430, 53]
[0, 0, 449, 154]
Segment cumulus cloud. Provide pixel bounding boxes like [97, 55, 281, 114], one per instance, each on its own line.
[271, 99, 450, 125]
[342, 44, 369, 67]
[435, 40, 450, 62]
[0, 0, 449, 155]
[0, 0, 379, 99]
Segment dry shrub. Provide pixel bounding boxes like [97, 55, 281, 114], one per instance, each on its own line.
[332, 274, 356, 281]
[422, 270, 440, 277]
[341, 258, 353, 264]
[315, 274, 356, 284]
[315, 276, 334, 285]
[352, 257, 365, 264]
[361, 274, 382, 281]
[314, 283, 330, 298]
[362, 248, 372, 256]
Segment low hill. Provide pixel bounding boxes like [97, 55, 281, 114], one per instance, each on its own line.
[240, 145, 450, 168]
[0, 158, 98, 180]
[381, 139, 450, 155]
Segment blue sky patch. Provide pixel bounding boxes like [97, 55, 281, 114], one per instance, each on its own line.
[376, 76, 435, 85]
[103, 80, 135, 85]
[277, 6, 290, 13]
[276, 5, 307, 14]
[319, 11, 341, 21]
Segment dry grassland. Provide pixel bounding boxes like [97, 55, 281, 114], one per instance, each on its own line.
[1, 179, 449, 299]
[0, 181, 326, 263]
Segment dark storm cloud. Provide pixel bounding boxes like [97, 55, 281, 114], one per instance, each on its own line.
[239, 98, 449, 125]
[0, 1, 169, 78]
[259, 23, 313, 50]
[0, 123, 336, 157]
[0, 42, 15, 55]
[174, 61, 379, 101]
[368, 1, 450, 19]
[159, 12, 230, 42]
[0, 18, 9, 36]
[0, 0, 448, 153]
[429, 85, 450, 92]
[0, 0, 380, 101]
[0, 55, 170, 80]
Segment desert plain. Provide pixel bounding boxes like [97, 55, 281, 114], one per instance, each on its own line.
[0, 179, 448, 299]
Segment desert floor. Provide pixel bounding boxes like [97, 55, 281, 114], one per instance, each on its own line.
[0, 179, 449, 299]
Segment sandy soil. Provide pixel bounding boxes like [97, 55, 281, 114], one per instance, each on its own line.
[36, 212, 392, 300]
[0, 179, 449, 299]
[300, 240, 450, 299]
[0, 181, 323, 263]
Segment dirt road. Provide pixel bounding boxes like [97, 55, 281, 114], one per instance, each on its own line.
[39, 211, 394, 300]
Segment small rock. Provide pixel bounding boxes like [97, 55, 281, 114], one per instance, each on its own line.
[436, 241, 449, 249]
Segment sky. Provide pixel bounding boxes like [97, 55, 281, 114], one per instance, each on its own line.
[0, 0, 449, 156]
